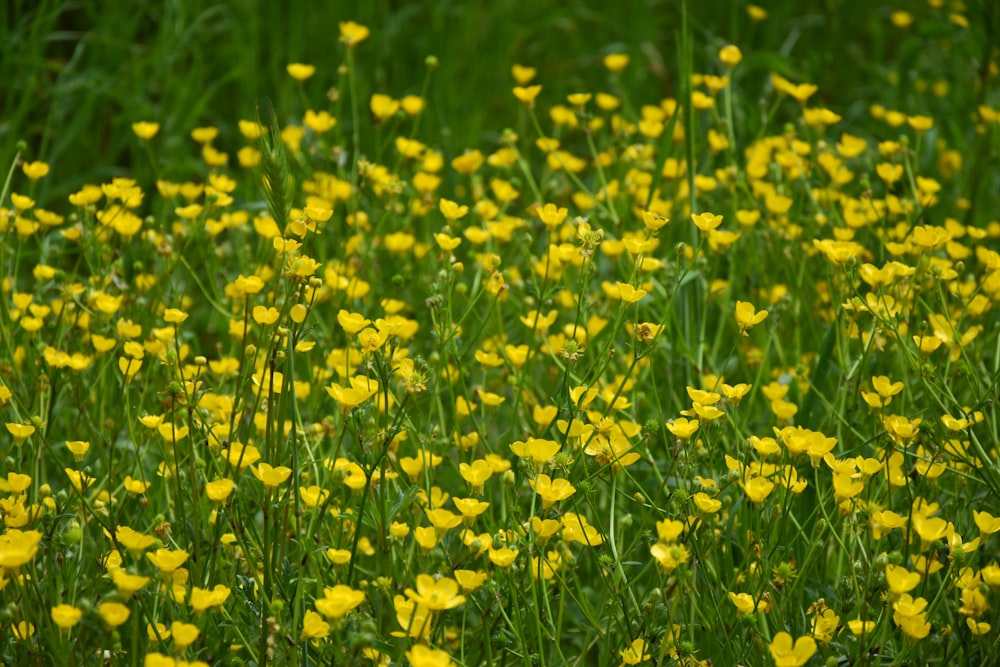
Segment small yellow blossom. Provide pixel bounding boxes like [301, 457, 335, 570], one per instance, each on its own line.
[692, 211, 723, 231]
[51, 604, 83, 629]
[734, 301, 768, 335]
[339, 21, 370, 47]
[22, 161, 50, 180]
[769, 632, 816, 667]
[131, 121, 160, 140]
[513, 85, 543, 107]
[98, 602, 131, 628]
[603, 53, 630, 72]
[719, 45, 743, 67]
[286, 63, 316, 81]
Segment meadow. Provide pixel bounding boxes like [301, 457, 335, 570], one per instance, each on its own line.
[1, 1, 1000, 665]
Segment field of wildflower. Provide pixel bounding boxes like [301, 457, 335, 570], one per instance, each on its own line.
[2, 1, 1000, 665]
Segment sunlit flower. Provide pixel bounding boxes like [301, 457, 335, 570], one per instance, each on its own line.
[146, 548, 189, 574]
[769, 632, 816, 667]
[315, 584, 366, 619]
[530, 474, 576, 509]
[339, 21, 370, 47]
[286, 63, 316, 81]
[131, 121, 160, 140]
[252, 462, 293, 493]
[51, 604, 83, 630]
[734, 301, 768, 335]
[603, 53, 629, 72]
[404, 574, 466, 611]
[98, 601, 131, 628]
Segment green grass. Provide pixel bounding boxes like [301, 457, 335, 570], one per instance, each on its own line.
[1, 1, 1000, 666]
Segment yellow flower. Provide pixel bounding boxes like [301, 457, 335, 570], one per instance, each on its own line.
[123, 475, 151, 495]
[619, 638, 651, 665]
[910, 224, 951, 250]
[693, 492, 722, 514]
[337, 310, 372, 335]
[131, 121, 160, 140]
[252, 462, 293, 492]
[301, 609, 329, 640]
[885, 564, 922, 595]
[190, 126, 219, 143]
[11, 192, 35, 210]
[562, 512, 603, 546]
[877, 162, 904, 186]
[339, 21, 370, 47]
[454, 569, 488, 593]
[967, 617, 991, 636]
[734, 300, 768, 335]
[170, 621, 200, 650]
[402, 94, 425, 116]
[315, 584, 365, 619]
[188, 584, 231, 613]
[890, 11, 914, 27]
[438, 198, 469, 222]
[459, 460, 494, 492]
[50, 604, 83, 629]
[414, 526, 439, 551]
[64, 468, 95, 492]
[223, 442, 260, 471]
[511, 64, 537, 84]
[433, 232, 462, 251]
[871, 375, 904, 399]
[205, 478, 234, 502]
[116, 525, 155, 552]
[370, 93, 400, 122]
[641, 210, 670, 231]
[5, 422, 35, 443]
[452, 497, 490, 522]
[974, 510, 1000, 534]
[425, 507, 463, 533]
[1, 472, 31, 495]
[404, 574, 466, 611]
[175, 203, 203, 220]
[326, 375, 379, 409]
[11, 621, 34, 639]
[513, 85, 543, 107]
[719, 44, 743, 68]
[811, 608, 840, 643]
[691, 211, 723, 231]
[666, 417, 699, 441]
[406, 644, 455, 667]
[538, 202, 568, 228]
[488, 546, 519, 568]
[98, 601, 131, 628]
[769, 632, 816, 667]
[847, 619, 876, 636]
[615, 282, 648, 304]
[650, 542, 689, 572]
[146, 548, 190, 574]
[603, 53, 630, 72]
[728, 591, 758, 614]
[22, 161, 50, 181]
[740, 476, 775, 504]
[771, 74, 818, 103]
[286, 63, 316, 81]
[111, 568, 150, 597]
[509, 437, 560, 470]
[163, 308, 189, 324]
[530, 474, 576, 509]
[325, 548, 351, 565]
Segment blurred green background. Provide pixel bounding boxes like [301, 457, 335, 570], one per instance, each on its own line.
[3, 0, 998, 206]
